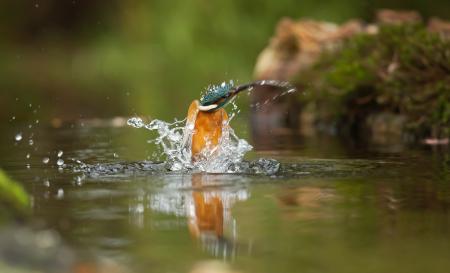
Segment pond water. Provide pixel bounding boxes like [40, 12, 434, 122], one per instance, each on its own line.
[0, 117, 449, 273]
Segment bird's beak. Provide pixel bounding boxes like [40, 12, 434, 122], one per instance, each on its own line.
[197, 104, 218, 111]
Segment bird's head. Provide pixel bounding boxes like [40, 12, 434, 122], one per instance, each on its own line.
[198, 81, 236, 112]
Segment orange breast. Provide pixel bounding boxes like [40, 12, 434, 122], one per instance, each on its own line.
[188, 174, 224, 238]
[186, 100, 228, 160]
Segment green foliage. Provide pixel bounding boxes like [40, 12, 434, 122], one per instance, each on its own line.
[0, 170, 30, 220]
[0, 0, 372, 122]
[7, 0, 449, 122]
[297, 24, 450, 137]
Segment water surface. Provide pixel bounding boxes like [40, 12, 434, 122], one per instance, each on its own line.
[0, 118, 449, 273]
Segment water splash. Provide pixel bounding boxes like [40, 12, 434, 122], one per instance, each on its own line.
[125, 80, 300, 173]
[249, 81, 297, 110]
[127, 115, 252, 173]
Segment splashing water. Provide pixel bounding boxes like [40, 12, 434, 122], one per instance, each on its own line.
[126, 80, 298, 173]
[127, 114, 252, 173]
[249, 80, 297, 109]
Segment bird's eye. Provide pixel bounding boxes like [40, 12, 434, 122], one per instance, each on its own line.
[216, 97, 227, 105]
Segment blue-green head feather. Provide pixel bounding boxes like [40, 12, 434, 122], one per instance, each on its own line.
[199, 81, 235, 110]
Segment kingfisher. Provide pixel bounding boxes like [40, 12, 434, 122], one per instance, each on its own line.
[184, 80, 295, 161]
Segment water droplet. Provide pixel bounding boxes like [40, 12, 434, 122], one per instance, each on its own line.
[35, 3, 39, 8]
[57, 159, 64, 166]
[113, 153, 119, 158]
[12, 116, 16, 120]
[15, 133, 23, 141]
[43, 179, 50, 187]
[42, 157, 50, 164]
[29, 139, 34, 146]
[127, 117, 145, 128]
[26, 153, 30, 159]
[56, 188, 64, 199]
[57, 150, 63, 157]
[35, 119, 39, 124]
[26, 164, 31, 169]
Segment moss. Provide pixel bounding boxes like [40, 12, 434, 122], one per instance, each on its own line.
[296, 24, 450, 139]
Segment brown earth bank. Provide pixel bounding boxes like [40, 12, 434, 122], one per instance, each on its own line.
[252, 9, 450, 146]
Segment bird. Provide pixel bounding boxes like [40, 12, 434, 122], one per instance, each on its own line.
[184, 80, 295, 161]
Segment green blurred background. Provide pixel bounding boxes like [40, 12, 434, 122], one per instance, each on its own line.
[1, 0, 449, 123]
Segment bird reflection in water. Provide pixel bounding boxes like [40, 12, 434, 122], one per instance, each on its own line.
[135, 173, 249, 259]
[188, 174, 241, 258]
